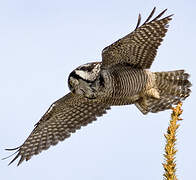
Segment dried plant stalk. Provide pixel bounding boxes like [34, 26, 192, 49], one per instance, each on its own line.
[163, 102, 183, 180]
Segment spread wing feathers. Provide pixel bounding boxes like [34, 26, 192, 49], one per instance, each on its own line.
[6, 93, 110, 166]
[135, 70, 191, 114]
[101, 7, 173, 69]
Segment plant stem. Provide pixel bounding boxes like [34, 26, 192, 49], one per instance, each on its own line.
[163, 102, 183, 180]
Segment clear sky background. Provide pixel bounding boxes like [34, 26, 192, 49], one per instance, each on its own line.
[0, 0, 195, 179]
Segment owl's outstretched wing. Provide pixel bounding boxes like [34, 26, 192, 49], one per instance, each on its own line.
[101, 7, 173, 69]
[6, 93, 110, 166]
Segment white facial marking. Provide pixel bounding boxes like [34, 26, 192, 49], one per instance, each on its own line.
[75, 70, 91, 80]
[75, 63, 101, 81]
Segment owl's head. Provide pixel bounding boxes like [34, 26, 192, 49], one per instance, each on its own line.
[68, 62, 101, 98]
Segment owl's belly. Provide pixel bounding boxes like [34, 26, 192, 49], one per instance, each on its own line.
[99, 66, 148, 105]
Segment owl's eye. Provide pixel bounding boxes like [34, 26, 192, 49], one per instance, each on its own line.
[69, 76, 78, 84]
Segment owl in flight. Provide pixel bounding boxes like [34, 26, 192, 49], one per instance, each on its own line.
[6, 8, 191, 166]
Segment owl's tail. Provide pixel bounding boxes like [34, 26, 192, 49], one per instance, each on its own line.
[135, 70, 191, 114]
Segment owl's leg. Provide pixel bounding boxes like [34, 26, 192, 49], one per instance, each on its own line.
[143, 70, 160, 99]
[145, 88, 160, 99]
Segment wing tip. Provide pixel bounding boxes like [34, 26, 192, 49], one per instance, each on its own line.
[3, 146, 24, 166]
[135, 7, 173, 30]
[135, 13, 142, 30]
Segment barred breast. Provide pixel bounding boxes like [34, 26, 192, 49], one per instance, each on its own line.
[103, 65, 148, 98]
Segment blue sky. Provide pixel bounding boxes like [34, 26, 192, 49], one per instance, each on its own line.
[0, 0, 196, 179]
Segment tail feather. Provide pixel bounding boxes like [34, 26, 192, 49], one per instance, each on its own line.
[135, 70, 191, 114]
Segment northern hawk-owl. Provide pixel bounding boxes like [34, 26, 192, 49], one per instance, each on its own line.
[6, 8, 191, 166]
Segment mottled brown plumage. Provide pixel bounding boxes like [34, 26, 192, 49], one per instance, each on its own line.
[6, 93, 110, 166]
[101, 7, 172, 69]
[5, 8, 191, 166]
